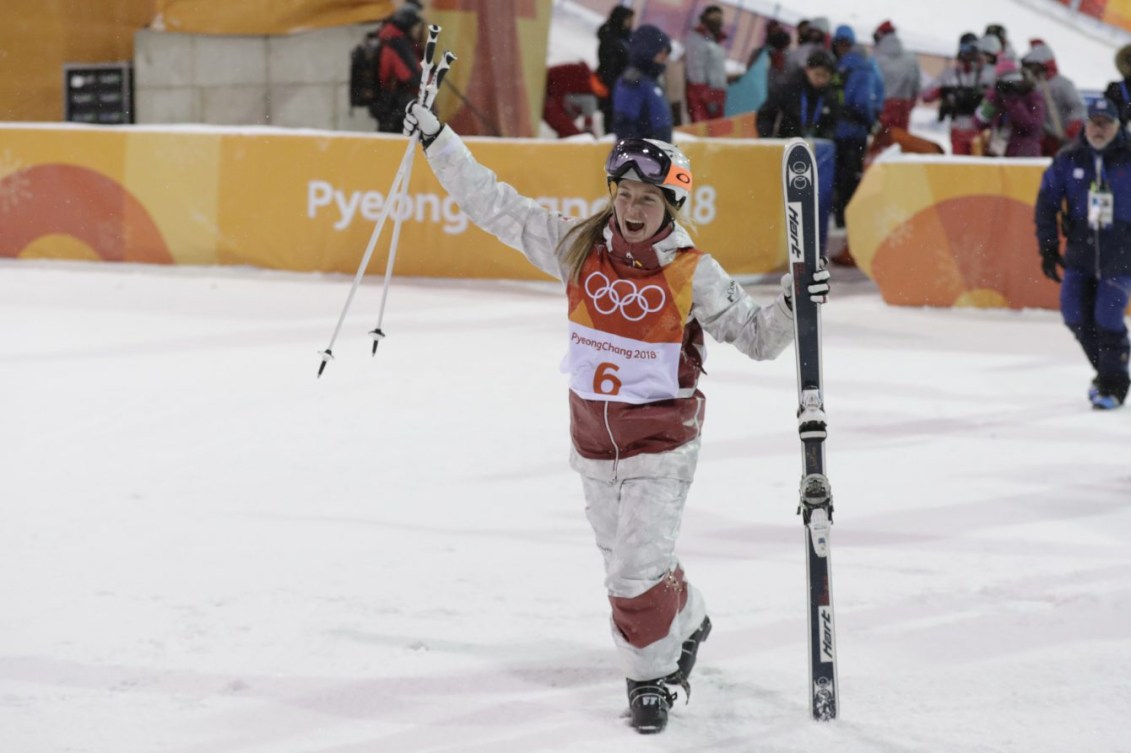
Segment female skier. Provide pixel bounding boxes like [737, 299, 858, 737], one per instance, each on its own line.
[403, 101, 830, 733]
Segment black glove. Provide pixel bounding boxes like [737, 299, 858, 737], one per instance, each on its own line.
[1040, 243, 1064, 283]
[952, 87, 982, 116]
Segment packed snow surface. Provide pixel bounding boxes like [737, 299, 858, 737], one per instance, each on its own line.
[3, 259, 1129, 752]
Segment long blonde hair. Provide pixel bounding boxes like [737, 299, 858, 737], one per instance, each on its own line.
[558, 187, 690, 283]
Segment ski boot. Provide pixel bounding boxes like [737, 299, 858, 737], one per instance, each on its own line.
[626, 677, 675, 734]
[665, 615, 712, 698]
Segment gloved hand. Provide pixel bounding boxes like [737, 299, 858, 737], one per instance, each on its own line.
[1040, 243, 1064, 283]
[781, 261, 831, 308]
[403, 101, 442, 146]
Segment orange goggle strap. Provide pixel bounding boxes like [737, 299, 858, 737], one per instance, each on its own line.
[663, 164, 692, 194]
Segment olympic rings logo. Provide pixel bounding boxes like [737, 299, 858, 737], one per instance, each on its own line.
[790, 159, 811, 190]
[584, 272, 666, 321]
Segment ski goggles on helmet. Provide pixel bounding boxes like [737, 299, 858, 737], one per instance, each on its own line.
[604, 138, 692, 205]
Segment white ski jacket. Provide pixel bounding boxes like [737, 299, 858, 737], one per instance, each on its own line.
[423, 127, 794, 481]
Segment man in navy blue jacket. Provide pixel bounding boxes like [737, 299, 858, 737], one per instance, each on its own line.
[1035, 97, 1131, 409]
[830, 24, 883, 228]
[756, 49, 839, 140]
[611, 25, 673, 142]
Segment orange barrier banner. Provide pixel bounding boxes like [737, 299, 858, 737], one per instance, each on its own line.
[153, 0, 394, 35]
[846, 156, 1059, 310]
[1055, 0, 1131, 33]
[1106, 0, 1131, 29]
[675, 112, 758, 139]
[0, 126, 789, 279]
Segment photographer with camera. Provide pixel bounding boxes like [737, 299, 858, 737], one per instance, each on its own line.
[973, 58, 1045, 157]
[921, 32, 994, 154]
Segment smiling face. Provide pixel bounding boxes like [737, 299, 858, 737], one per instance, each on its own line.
[612, 179, 668, 242]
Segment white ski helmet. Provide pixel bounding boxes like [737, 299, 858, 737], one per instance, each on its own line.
[605, 138, 693, 208]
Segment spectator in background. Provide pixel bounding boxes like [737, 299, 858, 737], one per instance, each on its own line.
[974, 58, 1045, 157]
[977, 33, 1002, 68]
[745, 19, 792, 94]
[872, 20, 920, 132]
[795, 19, 811, 45]
[372, 4, 425, 133]
[788, 17, 830, 72]
[400, 0, 425, 55]
[612, 25, 674, 142]
[830, 25, 883, 228]
[596, 5, 635, 135]
[757, 49, 839, 139]
[1021, 42, 1086, 157]
[921, 32, 993, 154]
[728, 19, 791, 117]
[983, 23, 1016, 62]
[1035, 97, 1131, 409]
[684, 5, 729, 122]
[543, 62, 606, 138]
[1102, 43, 1131, 127]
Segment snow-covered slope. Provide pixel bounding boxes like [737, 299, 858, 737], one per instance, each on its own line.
[3, 258, 1129, 753]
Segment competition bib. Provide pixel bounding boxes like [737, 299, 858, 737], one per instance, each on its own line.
[564, 249, 698, 404]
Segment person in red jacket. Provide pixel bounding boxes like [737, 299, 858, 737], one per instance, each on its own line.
[684, 5, 728, 122]
[371, 6, 424, 133]
[542, 62, 607, 137]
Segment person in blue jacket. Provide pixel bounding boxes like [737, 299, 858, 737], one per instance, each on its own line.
[1035, 97, 1131, 409]
[830, 24, 883, 228]
[611, 24, 673, 142]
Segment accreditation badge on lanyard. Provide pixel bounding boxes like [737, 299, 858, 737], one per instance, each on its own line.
[1089, 156, 1114, 230]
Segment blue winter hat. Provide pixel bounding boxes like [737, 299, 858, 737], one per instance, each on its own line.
[1088, 97, 1119, 122]
[628, 24, 672, 65]
[833, 24, 855, 45]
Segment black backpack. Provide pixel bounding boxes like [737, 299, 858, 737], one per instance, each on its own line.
[349, 30, 382, 109]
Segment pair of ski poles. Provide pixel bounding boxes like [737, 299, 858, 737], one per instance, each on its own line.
[317, 25, 455, 377]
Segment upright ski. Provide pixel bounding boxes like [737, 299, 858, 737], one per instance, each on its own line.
[782, 138, 838, 721]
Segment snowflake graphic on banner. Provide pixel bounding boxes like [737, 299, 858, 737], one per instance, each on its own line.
[0, 150, 32, 214]
[875, 204, 914, 247]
